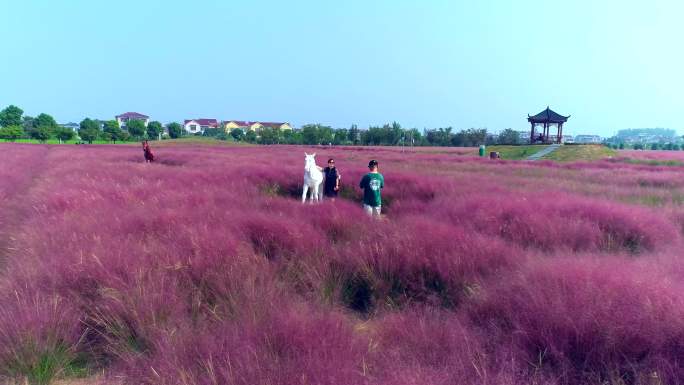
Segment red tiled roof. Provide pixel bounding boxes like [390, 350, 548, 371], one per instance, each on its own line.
[225, 120, 252, 127]
[185, 119, 218, 128]
[116, 112, 149, 119]
[224, 121, 288, 128]
[260, 122, 288, 128]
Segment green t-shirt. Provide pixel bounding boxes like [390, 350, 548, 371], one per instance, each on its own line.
[359, 172, 384, 207]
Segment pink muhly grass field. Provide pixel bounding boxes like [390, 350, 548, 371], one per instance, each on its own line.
[0, 142, 683, 385]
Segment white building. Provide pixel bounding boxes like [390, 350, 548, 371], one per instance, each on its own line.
[183, 119, 219, 134]
[574, 135, 602, 144]
[115, 112, 149, 128]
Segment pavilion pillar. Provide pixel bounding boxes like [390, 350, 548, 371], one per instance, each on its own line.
[530, 123, 535, 143]
[544, 123, 548, 143]
[558, 123, 563, 144]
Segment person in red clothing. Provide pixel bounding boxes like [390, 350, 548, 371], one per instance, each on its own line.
[142, 140, 155, 163]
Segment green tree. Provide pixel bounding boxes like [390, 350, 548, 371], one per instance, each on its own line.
[348, 124, 360, 145]
[30, 126, 52, 142]
[103, 120, 123, 143]
[301, 124, 319, 145]
[333, 128, 348, 145]
[202, 127, 224, 137]
[386, 122, 403, 145]
[245, 130, 257, 143]
[146, 121, 163, 139]
[78, 118, 101, 144]
[258, 127, 282, 144]
[0, 125, 24, 141]
[167, 122, 183, 139]
[618, 142, 625, 150]
[318, 125, 334, 145]
[22, 116, 34, 132]
[497, 128, 520, 145]
[33, 113, 58, 130]
[426, 127, 452, 146]
[230, 128, 245, 141]
[118, 130, 131, 142]
[55, 126, 75, 143]
[126, 119, 146, 139]
[283, 129, 302, 144]
[405, 128, 422, 146]
[650, 143, 660, 150]
[0, 105, 23, 127]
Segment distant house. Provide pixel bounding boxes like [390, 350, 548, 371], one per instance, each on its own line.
[574, 135, 602, 144]
[223, 120, 292, 133]
[223, 121, 253, 132]
[259, 122, 292, 131]
[184, 119, 219, 134]
[59, 122, 80, 132]
[116, 112, 149, 128]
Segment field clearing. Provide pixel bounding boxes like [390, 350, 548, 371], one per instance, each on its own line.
[0, 143, 683, 385]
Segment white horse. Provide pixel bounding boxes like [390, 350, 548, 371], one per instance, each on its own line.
[302, 153, 324, 203]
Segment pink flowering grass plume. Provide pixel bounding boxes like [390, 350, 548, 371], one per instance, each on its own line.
[0, 143, 683, 384]
[469, 258, 684, 384]
[131, 302, 370, 385]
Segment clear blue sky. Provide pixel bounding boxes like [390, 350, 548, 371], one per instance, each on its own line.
[1, 0, 682, 136]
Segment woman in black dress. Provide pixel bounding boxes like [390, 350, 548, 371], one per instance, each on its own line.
[323, 158, 340, 200]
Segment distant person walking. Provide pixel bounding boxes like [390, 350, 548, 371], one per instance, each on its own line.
[323, 158, 341, 200]
[359, 159, 384, 217]
[142, 140, 155, 163]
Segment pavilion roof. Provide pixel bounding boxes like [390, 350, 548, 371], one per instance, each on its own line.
[528, 107, 569, 123]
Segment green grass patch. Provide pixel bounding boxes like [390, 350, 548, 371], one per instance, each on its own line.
[542, 145, 616, 162]
[2, 342, 89, 385]
[480, 145, 546, 160]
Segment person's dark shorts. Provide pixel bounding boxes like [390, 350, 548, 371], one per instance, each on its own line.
[324, 188, 338, 197]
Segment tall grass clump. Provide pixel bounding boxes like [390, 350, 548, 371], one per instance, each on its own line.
[0, 290, 85, 384]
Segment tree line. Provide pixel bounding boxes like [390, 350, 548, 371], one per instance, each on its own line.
[1, 104, 528, 146]
[220, 124, 525, 147]
[0, 105, 183, 143]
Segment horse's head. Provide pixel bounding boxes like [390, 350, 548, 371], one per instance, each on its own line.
[304, 153, 317, 171]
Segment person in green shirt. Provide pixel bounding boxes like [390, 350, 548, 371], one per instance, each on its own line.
[359, 159, 384, 217]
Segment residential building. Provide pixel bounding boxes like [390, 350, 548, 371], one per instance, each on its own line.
[59, 122, 80, 132]
[116, 112, 149, 128]
[259, 122, 292, 131]
[574, 135, 602, 144]
[223, 121, 253, 132]
[223, 120, 292, 133]
[184, 119, 219, 134]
